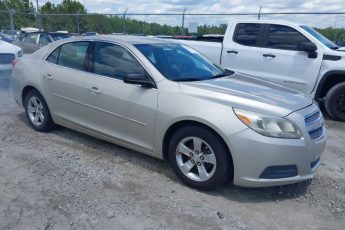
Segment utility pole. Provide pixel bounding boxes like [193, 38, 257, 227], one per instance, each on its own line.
[4, 2, 15, 40]
[76, 10, 81, 34]
[122, 8, 128, 34]
[181, 7, 187, 35]
[36, 0, 42, 30]
[258, 5, 262, 20]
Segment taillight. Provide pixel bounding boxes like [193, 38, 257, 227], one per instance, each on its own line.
[12, 59, 18, 67]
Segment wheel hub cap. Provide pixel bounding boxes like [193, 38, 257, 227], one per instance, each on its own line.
[27, 96, 44, 126]
[175, 137, 217, 182]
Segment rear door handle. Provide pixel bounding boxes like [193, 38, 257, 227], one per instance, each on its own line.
[227, 50, 238, 54]
[90, 86, 101, 95]
[263, 54, 276, 58]
[44, 74, 53, 80]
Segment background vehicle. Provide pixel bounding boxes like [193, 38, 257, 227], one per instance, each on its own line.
[82, 32, 99, 36]
[18, 27, 39, 38]
[12, 36, 325, 190]
[0, 40, 22, 77]
[172, 20, 345, 121]
[13, 32, 73, 54]
[0, 32, 14, 43]
[1, 30, 20, 40]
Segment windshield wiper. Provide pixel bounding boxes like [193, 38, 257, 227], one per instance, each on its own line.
[174, 77, 202, 82]
[211, 70, 234, 79]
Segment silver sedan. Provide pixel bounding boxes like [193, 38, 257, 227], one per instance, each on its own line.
[11, 36, 326, 189]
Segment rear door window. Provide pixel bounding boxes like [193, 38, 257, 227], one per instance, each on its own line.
[57, 42, 90, 71]
[233, 23, 261, 47]
[266, 25, 310, 51]
[46, 47, 61, 64]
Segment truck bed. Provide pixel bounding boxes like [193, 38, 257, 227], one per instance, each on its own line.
[170, 39, 223, 65]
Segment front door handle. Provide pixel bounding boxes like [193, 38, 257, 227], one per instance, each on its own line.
[227, 50, 238, 54]
[90, 86, 101, 95]
[263, 54, 276, 58]
[44, 74, 53, 80]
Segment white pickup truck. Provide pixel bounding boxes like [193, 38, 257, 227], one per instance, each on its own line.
[174, 20, 345, 121]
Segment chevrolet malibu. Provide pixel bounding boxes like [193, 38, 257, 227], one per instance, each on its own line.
[12, 36, 326, 190]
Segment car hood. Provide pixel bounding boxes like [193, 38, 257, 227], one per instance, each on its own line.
[336, 47, 345, 52]
[178, 73, 313, 117]
[0, 40, 20, 53]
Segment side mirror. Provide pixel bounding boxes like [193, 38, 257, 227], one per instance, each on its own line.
[298, 42, 318, 58]
[123, 73, 156, 88]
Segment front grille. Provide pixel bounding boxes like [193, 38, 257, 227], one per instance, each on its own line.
[305, 111, 321, 126]
[260, 165, 298, 179]
[305, 110, 324, 141]
[311, 158, 320, 169]
[0, 53, 15, 64]
[309, 127, 324, 141]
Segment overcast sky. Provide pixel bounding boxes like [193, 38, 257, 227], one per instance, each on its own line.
[36, 0, 345, 14]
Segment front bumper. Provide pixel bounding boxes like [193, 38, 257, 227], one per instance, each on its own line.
[0, 64, 12, 77]
[227, 104, 326, 187]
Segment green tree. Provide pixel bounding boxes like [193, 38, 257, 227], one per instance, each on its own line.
[0, 0, 35, 30]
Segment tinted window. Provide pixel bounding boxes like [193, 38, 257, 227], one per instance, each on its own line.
[26, 33, 38, 43]
[22, 34, 31, 42]
[301, 26, 338, 49]
[234, 23, 261, 47]
[46, 47, 61, 64]
[50, 33, 72, 41]
[39, 34, 51, 45]
[58, 42, 90, 71]
[135, 43, 227, 81]
[267, 25, 309, 51]
[93, 42, 145, 80]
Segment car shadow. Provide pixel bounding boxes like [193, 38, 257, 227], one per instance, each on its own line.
[16, 112, 311, 203]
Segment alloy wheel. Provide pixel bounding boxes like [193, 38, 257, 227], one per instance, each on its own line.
[175, 136, 217, 182]
[27, 96, 45, 126]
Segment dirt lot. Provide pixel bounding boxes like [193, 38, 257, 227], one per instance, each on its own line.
[0, 76, 344, 230]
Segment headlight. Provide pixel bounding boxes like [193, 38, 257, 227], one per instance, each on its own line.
[18, 50, 23, 57]
[233, 108, 302, 139]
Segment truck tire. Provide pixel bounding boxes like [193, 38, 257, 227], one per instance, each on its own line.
[325, 82, 345, 122]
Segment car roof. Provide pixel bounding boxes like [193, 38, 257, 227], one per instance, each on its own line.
[73, 35, 171, 45]
[230, 19, 304, 27]
[24, 31, 73, 36]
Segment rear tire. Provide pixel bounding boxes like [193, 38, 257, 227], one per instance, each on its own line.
[168, 125, 231, 190]
[24, 90, 55, 132]
[325, 82, 345, 121]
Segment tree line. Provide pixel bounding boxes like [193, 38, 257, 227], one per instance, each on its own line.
[0, 0, 344, 42]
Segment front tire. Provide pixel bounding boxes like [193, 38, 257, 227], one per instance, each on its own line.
[325, 82, 345, 121]
[24, 90, 55, 132]
[168, 125, 231, 190]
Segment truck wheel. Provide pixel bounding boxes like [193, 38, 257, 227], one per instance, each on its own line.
[325, 82, 345, 121]
[24, 90, 55, 132]
[168, 125, 231, 190]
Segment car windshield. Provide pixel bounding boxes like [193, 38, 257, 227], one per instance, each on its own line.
[301, 26, 339, 49]
[50, 33, 72, 41]
[134, 43, 232, 81]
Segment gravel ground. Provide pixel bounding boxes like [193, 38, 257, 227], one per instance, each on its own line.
[0, 76, 344, 230]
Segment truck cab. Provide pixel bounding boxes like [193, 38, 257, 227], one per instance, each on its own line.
[175, 20, 345, 121]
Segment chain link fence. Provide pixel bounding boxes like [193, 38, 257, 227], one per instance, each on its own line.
[1, 10, 345, 43]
